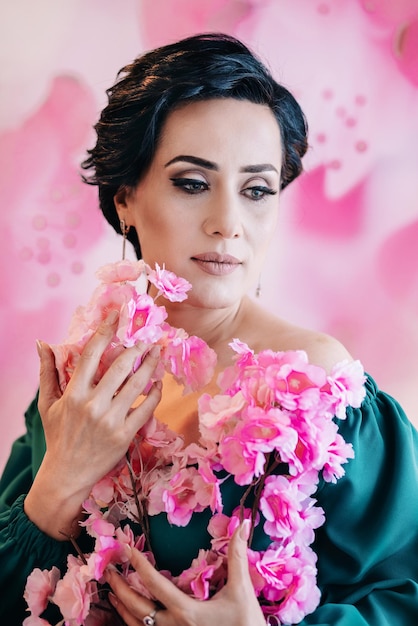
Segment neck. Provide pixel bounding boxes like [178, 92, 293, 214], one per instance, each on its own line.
[164, 298, 249, 365]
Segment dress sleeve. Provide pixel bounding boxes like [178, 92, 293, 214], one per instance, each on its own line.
[299, 375, 418, 625]
[0, 394, 71, 621]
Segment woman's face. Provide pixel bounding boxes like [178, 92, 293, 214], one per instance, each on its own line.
[115, 98, 283, 310]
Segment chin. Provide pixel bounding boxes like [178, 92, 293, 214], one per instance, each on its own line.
[188, 285, 245, 310]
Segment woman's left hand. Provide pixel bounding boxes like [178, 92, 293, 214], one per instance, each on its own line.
[106, 521, 266, 626]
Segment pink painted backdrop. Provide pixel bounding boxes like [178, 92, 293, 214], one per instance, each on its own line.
[1, 0, 417, 470]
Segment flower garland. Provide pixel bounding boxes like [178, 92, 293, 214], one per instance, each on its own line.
[23, 260, 366, 626]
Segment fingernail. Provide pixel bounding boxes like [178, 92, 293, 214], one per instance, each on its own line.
[105, 310, 119, 325]
[239, 519, 251, 542]
[104, 566, 116, 582]
[36, 340, 43, 358]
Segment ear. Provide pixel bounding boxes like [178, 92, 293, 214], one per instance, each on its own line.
[113, 185, 135, 226]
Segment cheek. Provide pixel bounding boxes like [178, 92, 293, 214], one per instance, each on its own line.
[250, 215, 277, 254]
[135, 213, 190, 266]
[134, 209, 172, 246]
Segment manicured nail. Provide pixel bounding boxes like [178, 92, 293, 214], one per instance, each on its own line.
[239, 519, 251, 542]
[105, 310, 119, 325]
[104, 566, 116, 582]
[36, 340, 43, 358]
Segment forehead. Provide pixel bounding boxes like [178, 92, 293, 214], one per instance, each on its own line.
[154, 98, 283, 167]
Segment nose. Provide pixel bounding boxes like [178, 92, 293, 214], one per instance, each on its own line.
[203, 188, 243, 239]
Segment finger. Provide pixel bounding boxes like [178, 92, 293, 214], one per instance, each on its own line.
[107, 569, 156, 621]
[129, 547, 192, 611]
[37, 341, 62, 417]
[226, 520, 252, 588]
[100, 343, 160, 404]
[69, 311, 119, 390]
[109, 592, 144, 626]
[122, 382, 162, 440]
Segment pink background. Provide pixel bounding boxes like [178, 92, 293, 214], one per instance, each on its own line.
[1, 0, 417, 470]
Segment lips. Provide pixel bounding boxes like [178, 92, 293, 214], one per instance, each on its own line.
[191, 252, 242, 276]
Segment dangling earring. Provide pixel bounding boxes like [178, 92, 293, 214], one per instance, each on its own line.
[255, 276, 261, 298]
[120, 219, 130, 260]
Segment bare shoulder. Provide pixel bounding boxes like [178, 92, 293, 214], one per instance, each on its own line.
[283, 325, 353, 373]
[243, 302, 353, 374]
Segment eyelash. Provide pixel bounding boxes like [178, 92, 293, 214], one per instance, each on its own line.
[242, 185, 277, 201]
[170, 178, 277, 201]
[170, 177, 209, 194]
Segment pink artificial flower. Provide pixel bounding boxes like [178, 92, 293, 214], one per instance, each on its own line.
[162, 467, 212, 526]
[256, 542, 320, 624]
[208, 509, 254, 553]
[229, 338, 253, 356]
[22, 617, 51, 626]
[176, 549, 225, 599]
[198, 391, 246, 443]
[115, 524, 136, 549]
[53, 557, 93, 625]
[90, 475, 117, 508]
[80, 497, 112, 537]
[220, 346, 328, 413]
[219, 435, 266, 485]
[95, 259, 146, 284]
[138, 415, 172, 447]
[238, 405, 298, 455]
[274, 547, 320, 625]
[87, 534, 127, 581]
[196, 458, 223, 514]
[286, 411, 340, 476]
[118, 293, 166, 347]
[147, 469, 173, 517]
[162, 329, 217, 393]
[227, 338, 255, 369]
[24, 566, 60, 617]
[259, 475, 305, 541]
[67, 281, 137, 343]
[207, 513, 234, 551]
[260, 474, 325, 545]
[147, 262, 192, 302]
[51, 342, 84, 392]
[264, 360, 326, 411]
[89, 518, 116, 539]
[327, 359, 366, 419]
[182, 440, 215, 466]
[322, 432, 355, 483]
[298, 496, 325, 545]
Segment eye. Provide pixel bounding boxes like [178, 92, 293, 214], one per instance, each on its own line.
[170, 177, 209, 194]
[242, 185, 277, 201]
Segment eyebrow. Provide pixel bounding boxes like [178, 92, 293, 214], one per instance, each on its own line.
[164, 155, 278, 174]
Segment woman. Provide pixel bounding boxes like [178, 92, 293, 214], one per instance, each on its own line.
[1, 33, 417, 625]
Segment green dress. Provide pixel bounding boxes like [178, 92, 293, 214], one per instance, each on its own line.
[1, 375, 418, 625]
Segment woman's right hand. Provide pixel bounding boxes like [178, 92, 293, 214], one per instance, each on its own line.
[24, 312, 162, 540]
